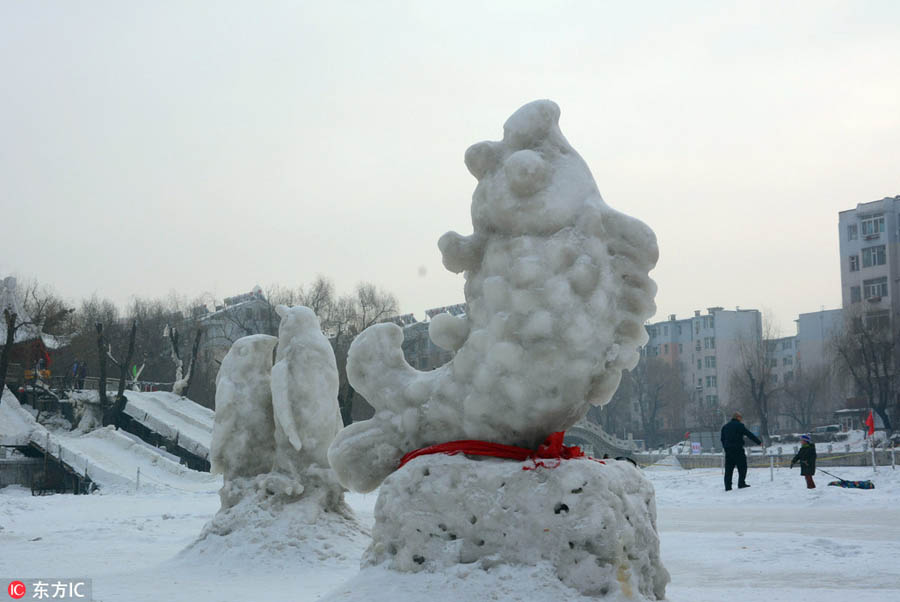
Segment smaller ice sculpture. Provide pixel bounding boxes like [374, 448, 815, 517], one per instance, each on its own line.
[210, 333, 278, 488]
[188, 306, 359, 561]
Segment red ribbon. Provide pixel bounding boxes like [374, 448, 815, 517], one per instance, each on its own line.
[397, 431, 602, 471]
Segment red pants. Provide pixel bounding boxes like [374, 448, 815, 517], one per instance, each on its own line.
[804, 475, 816, 489]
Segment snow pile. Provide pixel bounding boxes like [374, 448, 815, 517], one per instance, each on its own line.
[353, 455, 667, 600]
[645, 455, 683, 471]
[123, 391, 215, 460]
[70, 389, 103, 433]
[329, 99, 659, 493]
[191, 306, 356, 562]
[0, 386, 40, 446]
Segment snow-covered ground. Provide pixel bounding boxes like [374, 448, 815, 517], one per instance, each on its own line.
[1, 464, 897, 602]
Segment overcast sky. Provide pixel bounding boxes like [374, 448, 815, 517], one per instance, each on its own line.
[2, 1, 898, 334]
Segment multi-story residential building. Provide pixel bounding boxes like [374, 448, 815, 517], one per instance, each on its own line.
[795, 309, 843, 371]
[838, 196, 900, 323]
[644, 307, 762, 431]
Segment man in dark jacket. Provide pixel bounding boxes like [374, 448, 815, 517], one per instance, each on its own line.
[720, 412, 762, 491]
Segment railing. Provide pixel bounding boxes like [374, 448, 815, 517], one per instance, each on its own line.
[570, 419, 636, 452]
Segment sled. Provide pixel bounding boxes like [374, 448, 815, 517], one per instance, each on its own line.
[820, 468, 875, 490]
[827, 479, 875, 489]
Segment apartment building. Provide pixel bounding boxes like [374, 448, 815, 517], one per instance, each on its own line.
[838, 195, 900, 322]
[645, 307, 761, 425]
[795, 309, 843, 371]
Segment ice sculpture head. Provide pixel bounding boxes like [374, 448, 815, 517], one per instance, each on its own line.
[463, 99, 598, 236]
[328, 99, 658, 493]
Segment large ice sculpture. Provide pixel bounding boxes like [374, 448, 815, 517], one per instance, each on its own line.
[188, 306, 360, 561]
[328, 99, 659, 493]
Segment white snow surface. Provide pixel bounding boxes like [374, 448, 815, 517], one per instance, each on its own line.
[329, 99, 659, 493]
[2, 465, 899, 601]
[0, 386, 37, 446]
[123, 390, 215, 460]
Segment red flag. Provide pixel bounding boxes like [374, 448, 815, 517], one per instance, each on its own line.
[865, 410, 875, 436]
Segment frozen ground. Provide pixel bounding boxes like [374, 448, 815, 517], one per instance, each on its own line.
[1, 465, 897, 601]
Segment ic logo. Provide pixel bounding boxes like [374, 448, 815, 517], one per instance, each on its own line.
[7, 581, 26, 599]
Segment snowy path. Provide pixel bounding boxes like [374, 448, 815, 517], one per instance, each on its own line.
[1, 466, 898, 601]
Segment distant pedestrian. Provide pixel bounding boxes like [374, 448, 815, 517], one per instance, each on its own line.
[790, 434, 817, 489]
[77, 363, 87, 389]
[720, 411, 762, 491]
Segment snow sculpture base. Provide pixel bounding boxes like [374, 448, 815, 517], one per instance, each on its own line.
[364, 455, 668, 601]
[184, 475, 366, 568]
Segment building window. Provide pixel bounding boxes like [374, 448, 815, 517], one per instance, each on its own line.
[697, 359, 702, 370]
[770, 358, 778, 368]
[695, 341, 701, 351]
[678, 343, 683, 353]
[704, 356, 717, 368]
[697, 378, 702, 388]
[866, 311, 890, 330]
[782, 339, 793, 350]
[783, 356, 793, 366]
[863, 276, 888, 299]
[849, 255, 859, 272]
[705, 375, 717, 387]
[663, 325, 668, 336]
[848, 224, 858, 240]
[851, 286, 861, 303]
[664, 343, 668, 354]
[861, 215, 885, 238]
[862, 245, 886, 267]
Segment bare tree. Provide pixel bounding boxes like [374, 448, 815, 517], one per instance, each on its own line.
[617, 356, 688, 448]
[779, 364, 834, 432]
[166, 325, 202, 397]
[832, 309, 895, 433]
[105, 320, 138, 425]
[325, 283, 398, 425]
[1, 279, 73, 397]
[729, 315, 778, 444]
[96, 323, 109, 408]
